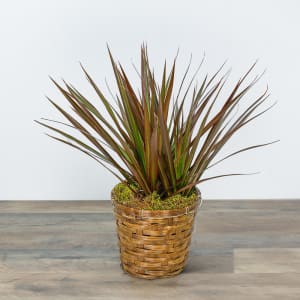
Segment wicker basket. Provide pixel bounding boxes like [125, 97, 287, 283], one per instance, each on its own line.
[112, 191, 201, 279]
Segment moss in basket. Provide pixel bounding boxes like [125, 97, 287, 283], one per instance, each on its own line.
[36, 44, 277, 206]
[112, 182, 197, 210]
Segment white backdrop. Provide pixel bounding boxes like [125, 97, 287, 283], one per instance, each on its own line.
[0, 0, 299, 200]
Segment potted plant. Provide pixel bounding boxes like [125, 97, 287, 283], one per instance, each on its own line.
[36, 45, 276, 279]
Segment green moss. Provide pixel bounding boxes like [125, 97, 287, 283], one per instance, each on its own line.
[146, 193, 197, 210]
[112, 182, 198, 210]
[112, 182, 137, 205]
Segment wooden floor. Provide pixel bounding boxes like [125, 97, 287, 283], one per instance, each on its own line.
[0, 200, 300, 299]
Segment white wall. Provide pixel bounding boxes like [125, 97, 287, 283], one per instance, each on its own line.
[0, 0, 299, 200]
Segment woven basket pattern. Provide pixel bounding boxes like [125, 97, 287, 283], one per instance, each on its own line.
[112, 195, 200, 279]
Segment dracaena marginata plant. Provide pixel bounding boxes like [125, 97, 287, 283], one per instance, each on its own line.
[36, 45, 277, 200]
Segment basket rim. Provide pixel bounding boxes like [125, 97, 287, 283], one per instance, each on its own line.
[112, 188, 202, 218]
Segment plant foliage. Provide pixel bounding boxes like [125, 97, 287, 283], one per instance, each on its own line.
[36, 45, 276, 199]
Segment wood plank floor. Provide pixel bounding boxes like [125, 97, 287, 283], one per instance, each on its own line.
[0, 200, 300, 299]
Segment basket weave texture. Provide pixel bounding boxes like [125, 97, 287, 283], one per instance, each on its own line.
[112, 192, 200, 279]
